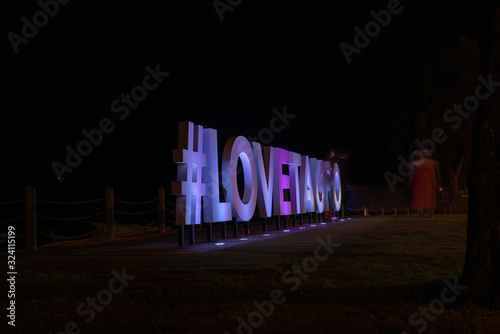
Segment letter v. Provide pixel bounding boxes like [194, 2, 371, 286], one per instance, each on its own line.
[252, 142, 274, 217]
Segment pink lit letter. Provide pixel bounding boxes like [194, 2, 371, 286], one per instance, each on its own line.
[252, 142, 274, 218]
[222, 136, 257, 221]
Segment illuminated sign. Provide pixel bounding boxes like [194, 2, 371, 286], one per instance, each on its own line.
[172, 122, 342, 225]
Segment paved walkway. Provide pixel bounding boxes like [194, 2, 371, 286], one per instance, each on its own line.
[17, 216, 398, 272]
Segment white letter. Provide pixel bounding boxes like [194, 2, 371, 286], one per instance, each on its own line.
[300, 156, 315, 213]
[222, 136, 257, 221]
[252, 142, 274, 217]
[310, 158, 324, 213]
[171, 122, 206, 225]
[289, 152, 302, 214]
[273, 148, 291, 216]
[333, 163, 342, 211]
[202, 128, 232, 222]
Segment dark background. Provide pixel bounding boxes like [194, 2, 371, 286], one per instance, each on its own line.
[2, 0, 470, 202]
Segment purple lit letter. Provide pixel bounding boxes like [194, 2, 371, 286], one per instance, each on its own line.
[252, 142, 274, 218]
[273, 148, 292, 215]
[289, 151, 302, 214]
[171, 122, 206, 225]
[310, 158, 324, 213]
[333, 163, 342, 211]
[222, 136, 257, 221]
[202, 128, 232, 222]
[300, 155, 315, 213]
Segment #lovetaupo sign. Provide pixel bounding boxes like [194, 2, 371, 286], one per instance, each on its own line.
[171, 122, 342, 245]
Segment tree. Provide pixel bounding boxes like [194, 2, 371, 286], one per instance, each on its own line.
[462, 2, 500, 296]
[388, 36, 481, 209]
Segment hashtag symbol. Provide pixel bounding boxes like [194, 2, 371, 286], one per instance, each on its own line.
[172, 122, 206, 225]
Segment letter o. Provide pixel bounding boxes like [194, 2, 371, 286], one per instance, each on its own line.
[33, 11, 49, 27]
[97, 289, 113, 306]
[76, 140, 93, 156]
[258, 128, 274, 144]
[222, 136, 258, 221]
[429, 299, 445, 315]
[333, 163, 342, 211]
[247, 311, 264, 328]
[464, 96, 479, 112]
[365, 20, 381, 37]
[302, 257, 318, 273]
[131, 85, 147, 102]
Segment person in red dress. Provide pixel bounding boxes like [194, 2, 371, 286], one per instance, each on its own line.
[409, 150, 440, 218]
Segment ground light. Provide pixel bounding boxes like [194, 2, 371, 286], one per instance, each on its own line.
[239, 238, 248, 241]
[299, 227, 305, 230]
[321, 222, 326, 225]
[262, 234, 271, 237]
[282, 229, 290, 232]
[215, 242, 225, 246]
[311, 224, 316, 227]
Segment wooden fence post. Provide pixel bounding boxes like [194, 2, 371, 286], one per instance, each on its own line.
[381, 206, 384, 216]
[106, 186, 115, 240]
[25, 185, 37, 250]
[364, 207, 368, 217]
[158, 187, 166, 233]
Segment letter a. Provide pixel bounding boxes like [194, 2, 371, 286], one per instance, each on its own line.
[7, 32, 29, 54]
[300, 156, 315, 213]
[339, 41, 361, 64]
[213, 0, 234, 21]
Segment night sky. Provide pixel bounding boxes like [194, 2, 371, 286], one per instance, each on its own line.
[3, 0, 471, 202]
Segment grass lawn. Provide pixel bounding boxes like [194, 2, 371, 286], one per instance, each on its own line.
[4, 215, 500, 333]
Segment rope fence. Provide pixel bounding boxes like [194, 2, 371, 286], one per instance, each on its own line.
[1, 185, 468, 250]
[0, 232, 26, 245]
[342, 206, 443, 217]
[115, 197, 158, 205]
[0, 186, 174, 250]
[37, 228, 101, 240]
[37, 198, 105, 205]
[0, 199, 25, 205]
[0, 215, 25, 226]
[36, 211, 106, 221]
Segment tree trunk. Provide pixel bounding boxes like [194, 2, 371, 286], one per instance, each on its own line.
[448, 170, 460, 206]
[462, 3, 500, 297]
[445, 165, 461, 209]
